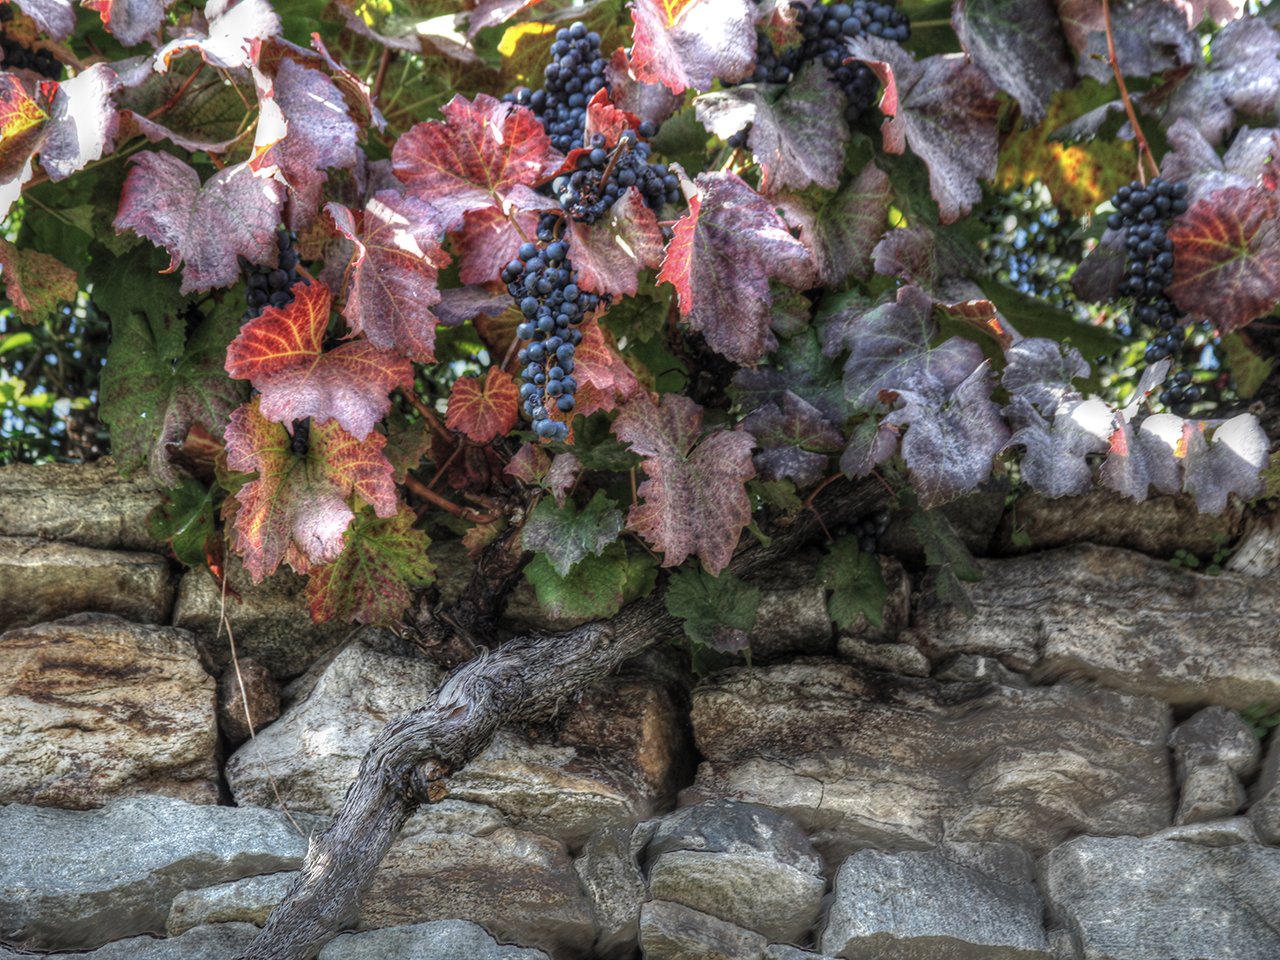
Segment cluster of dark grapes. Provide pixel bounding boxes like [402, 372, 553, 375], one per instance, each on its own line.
[502, 22, 607, 155]
[1, 35, 61, 79]
[503, 241, 603, 440]
[851, 509, 891, 554]
[237, 227, 312, 454]
[1105, 178, 1199, 409]
[981, 184, 1081, 308]
[545, 130, 679, 228]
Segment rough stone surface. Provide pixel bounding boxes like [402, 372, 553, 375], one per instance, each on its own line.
[835, 636, 931, 676]
[765, 948, 839, 960]
[1147, 816, 1261, 846]
[1170, 705, 1260, 782]
[0, 796, 326, 950]
[637, 900, 767, 960]
[644, 800, 825, 942]
[681, 659, 1172, 859]
[1175, 762, 1245, 825]
[318, 921, 552, 959]
[0, 923, 261, 959]
[1247, 731, 1280, 844]
[362, 826, 596, 960]
[166, 871, 296, 935]
[935, 654, 1029, 686]
[903, 544, 1280, 709]
[820, 844, 1052, 959]
[218, 657, 282, 745]
[0, 458, 167, 553]
[572, 820, 656, 960]
[1039, 834, 1280, 960]
[0, 537, 174, 633]
[0, 614, 219, 809]
[172, 555, 354, 679]
[742, 547, 836, 661]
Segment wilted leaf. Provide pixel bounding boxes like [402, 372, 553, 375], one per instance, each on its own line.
[628, 0, 756, 95]
[445, 368, 520, 443]
[818, 536, 887, 629]
[665, 562, 760, 652]
[523, 489, 625, 577]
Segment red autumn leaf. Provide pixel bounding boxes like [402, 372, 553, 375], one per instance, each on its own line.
[613, 393, 756, 575]
[392, 94, 560, 226]
[657, 170, 815, 365]
[224, 397, 398, 581]
[570, 317, 645, 417]
[1167, 185, 1280, 334]
[11, 0, 76, 41]
[445, 368, 520, 443]
[155, 0, 280, 71]
[83, 0, 169, 47]
[0, 73, 51, 188]
[453, 204, 541, 285]
[113, 151, 285, 294]
[505, 441, 551, 485]
[305, 503, 436, 626]
[327, 191, 452, 362]
[0, 238, 77, 325]
[873, 226, 939, 292]
[628, 0, 756, 95]
[603, 48, 684, 128]
[851, 36, 999, 225]
[583, 88, 641, 147]
[224, 279, 415, 440]
[776, 160, 892, 287]
[566, 187, 666, 298]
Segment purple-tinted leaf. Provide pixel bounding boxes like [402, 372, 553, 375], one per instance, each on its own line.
[523, 490, 625, 577]
[546, 453, 581, 508]
[83, 0, 171, 48]
[741, 392, 844, 488]
[155, 0, 280, 71]
[886, 361, 1011, 509]
[1182, 414, 1268, 513]
[1119, 358, 1172, 420]
[1160, 120, 1279, 204]
[434, 285, 510, 328]
[841, 418, 901, 478]
[873, 226, 938, 292]
[1061, 0, 1199, 85]
[13, 0, 75, 41]
[1107, 413, 1188, 499]
[1002, 337, 1090, 411]
[628, 0, 756, 95]
[1070, 227, 1127, 303]
[1007, 395, 1113, 497]
[730, 327, 849, 425]
[775, 161, 892, 286]
[40, 64, 120, 182]
[603, 48, 684, 128]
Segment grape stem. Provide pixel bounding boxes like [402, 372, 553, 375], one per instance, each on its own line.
[404, 473, 500, 523]
[372, 48, 393, 103]
[399, 387, 450, 438]
[146, 62, 205, 120]
[1101, 0, 1160, 183]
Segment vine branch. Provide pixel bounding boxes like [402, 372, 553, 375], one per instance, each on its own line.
[1101, 0, 1161, 183]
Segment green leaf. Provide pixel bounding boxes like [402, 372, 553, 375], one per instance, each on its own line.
[750, 478, 803, 512]
[665, 563, 761, 652]
[905, 490, 983, 582]
[818, 536, 888, 629]
[1221, 332, 1273, 400]
[525, 541, 659, 622]
[935, 564, 979, 619]
[601, 274, 672, 343]
[146, 476, 218, 569]
[523, 489, 625, 577]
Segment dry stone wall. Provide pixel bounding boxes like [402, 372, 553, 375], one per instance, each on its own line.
[2, 460, 1280, 960]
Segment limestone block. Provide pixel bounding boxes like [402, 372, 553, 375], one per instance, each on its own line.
[1169, 705, 1260, 782]
[167, 871, 296, 935]
[319, 921, 552, 959]
[572, 820, 656, 960]
[0, 613, 218, 809]
[1175, 762, 1246, 825]
[0, 536, 173, 633]
[681, 659, 1172, 860]
[1147, 816, 1261, 846]
[0, 923, 261, 959]
[819, 844, 1052, 959]
[1039, 835, 1280, 959]
[835, 635, 930, 676]
[903, 543, 1280, 709]
[637, 900, 767, 960]
[0, 796, 326, 950]
[1247, 730, 1280, 844]
[218, 657, 281, 745]
[935, 654, 1029, 686]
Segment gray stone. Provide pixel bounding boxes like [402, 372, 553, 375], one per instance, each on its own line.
[680, 659, 1172, 859]
[1175, 762, 1246, 825]
[745, 547, 837, 660]
[935, 654, 1029, 686]
[0, 796, 326, 950]
[218, 656, 282, 745]
[319, 920, 552, 959]
[0, 458, 167, 553]
[819, 844, 1052, 959]
[1227, 510, 1280, 577]
[361, 826, 596, 960]
[637, 900, 767, 960]
[1247, 730, 1280, 844]
[644, 800, 825, 942]
[903, 544, 1280, 709]
[0, 614, 218, 809]
[172, 555, 355, 680]
[166, 871, 296, 935]
[0, 537, 174, 633]
[572, 820, 656, 960]
[1147, 816, 1261, 846]
[835, 636, 930, 676]
[1169, 705, 1260, 782]
[765, 947, 840, 960]
[1039, 834, 1280, 959]
[0, 923, 261, 959]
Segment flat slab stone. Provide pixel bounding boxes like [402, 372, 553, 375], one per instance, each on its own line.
[319, 920, 552, 960]
[1039, 835, 1280, 960]
[167, 871, 297, 935]
[637, 900, 767, 960]
[0, 537, 173, 633]
[0, 923, 261, 959]
[0, 613, 218, 809]
[903, 543, 1280, 709]
[681, 659, 1172, 859]
[0, 796, 326, 951]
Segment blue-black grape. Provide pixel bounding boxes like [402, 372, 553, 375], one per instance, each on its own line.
[239, 227, 306, 321]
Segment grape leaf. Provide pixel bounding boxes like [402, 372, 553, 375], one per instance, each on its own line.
[224, 397, 398, 581]
[1100, 413, 1185, 501]
[657, 169, 815, 365]
[225, 279, 414, 441]
[873, 226, 938, 292]
[0, 238, 77, 325]
[523, 489, 625, 577]
[444, 368, 520, 443]
[305, 503, 435, 626]
[326, 191, 451, 362]
[1167, 185, 1280, 334]
[775, 160, 893, 286]
[1001, 337, 1090, 411]
[665, 562, 759, 653]
[566, 187, 666, 298]
[740, 392, 844, 489]
[545, 452, 582, 507]
[628, 0, 756, 96]
[1159, 119, 1278, 204]
[569, 317, 646, 418]
[505, 442, 550, 486]
[841, 417, 901, 478]
[731, 325, 849, 425]
[146, 476, 217, 570]
[951, 0, 1075, 126]
[818, 536, 887, 630]
[612, 393, 756, 575]
[1006, 395, 1113, 498]
[468, 0, 546, 38]
[12, 0, 75, 40]
[525, 541, 659, 622]
[1058, 0, 1200, 85]
[117, 54, 253, 155]
[887, 361, 1011, 509]
[1181, 414, 1269, 513]
[113, 152, 285, 295]
[155, 0, 281, 71]
[454, 205, 542, 285]
[83, 0, 170, 48]
[583, 88, 641, 147]
[695, 62, 847, 195]
[100, 297, 247, 487]
[0, 73, 50, 189]
[434, 285, 511, 328]
[40, 63, 120, 183]
[392, 94, 559, 226]
[603, 48, 684, 128]
[906, 491, 983, 582]
[852, 36, 999, 225]
[835, 285, 986, 409]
